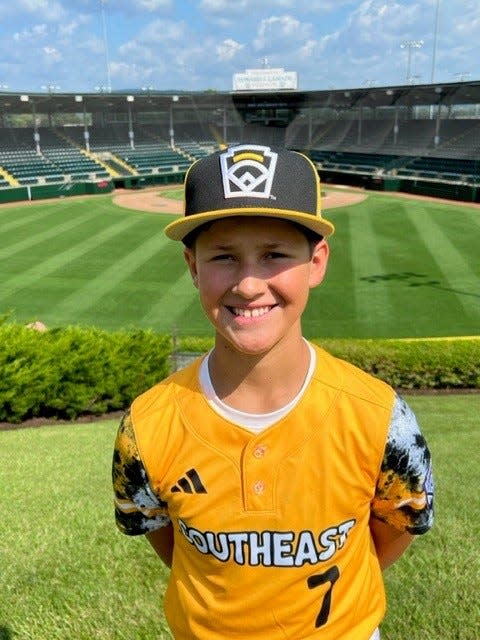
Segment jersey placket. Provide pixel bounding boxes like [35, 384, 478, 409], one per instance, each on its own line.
[242, 438, 276, 511]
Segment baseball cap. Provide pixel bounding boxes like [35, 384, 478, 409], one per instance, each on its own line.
[164, 144, 335, 241]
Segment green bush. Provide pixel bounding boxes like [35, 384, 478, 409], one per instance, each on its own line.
[1, 324, 478, 424]
[0, 324, 171, 423]
[316, 337, 480, 390]
[176, 335, 480, 390]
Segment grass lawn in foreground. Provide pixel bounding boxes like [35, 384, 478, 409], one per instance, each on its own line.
[0, 394, 478, 639]
[0, 190, 479, 338]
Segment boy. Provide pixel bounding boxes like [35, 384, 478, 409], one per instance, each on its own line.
[112, 144, 434, 639]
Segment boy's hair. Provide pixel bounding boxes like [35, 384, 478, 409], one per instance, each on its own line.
[165, 144, 335, 243]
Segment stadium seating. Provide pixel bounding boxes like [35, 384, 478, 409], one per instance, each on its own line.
[1, 104, 480, 192]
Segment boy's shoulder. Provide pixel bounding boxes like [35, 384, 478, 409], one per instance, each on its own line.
[311, 342, 394, 410]
[131, 356, 204, 420]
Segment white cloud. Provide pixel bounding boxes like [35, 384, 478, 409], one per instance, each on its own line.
[109, 61, 160, 83]
[217, 38, 244, 61]
[42, 46, 62, 63]
[254, 15, 313, 51]
[132, 0, 173, 10]
[299, 39, 320, 59]
[17, 0, 66, 22]
[118, 40, 156, 64]
[200, 0, 249, 11]
[13, 24, 48, 41]
[136, 18, 188, 44]
[200, 0, 354, 12]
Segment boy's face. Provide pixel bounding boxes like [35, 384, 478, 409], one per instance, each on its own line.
[184, 217, 329, 357]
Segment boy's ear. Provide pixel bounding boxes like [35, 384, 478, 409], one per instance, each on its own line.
[184, 248, 199, 288]
[309, 239, 329, 288]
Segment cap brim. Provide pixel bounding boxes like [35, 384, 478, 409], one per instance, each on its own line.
[164, 207, 335, 241]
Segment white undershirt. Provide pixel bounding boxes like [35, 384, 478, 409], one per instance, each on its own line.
[199, 342, 316, 433]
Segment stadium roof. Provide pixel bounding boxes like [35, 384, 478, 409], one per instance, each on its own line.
[1, 81, 480, 117]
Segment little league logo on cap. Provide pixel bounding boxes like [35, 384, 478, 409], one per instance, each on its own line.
[220, 145, 278, 200]
[164, 143, 335, 241]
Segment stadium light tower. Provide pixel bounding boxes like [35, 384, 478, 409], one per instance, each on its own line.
[401, 39, 424, 84]
[100, 0, 112, 92]
[431, 0, 440, 83]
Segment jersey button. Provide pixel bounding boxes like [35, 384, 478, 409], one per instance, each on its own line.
[253, 445, 267, 458]
[253, 480, 265, 495]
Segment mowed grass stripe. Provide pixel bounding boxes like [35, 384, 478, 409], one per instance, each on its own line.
[0, 216, 141, 304]
[404, 203, 480, 318]
[0, 207, 99, 260]
[304, 206, 358, 338]
[346, 200, 393, 334]
[0, 201, 73, 233]
[53, 228, 170, 316]
[140, 269, 197, 328]
[366, 198, 457, 337]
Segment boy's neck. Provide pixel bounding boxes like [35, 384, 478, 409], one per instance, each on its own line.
[208, 336, 311, 414]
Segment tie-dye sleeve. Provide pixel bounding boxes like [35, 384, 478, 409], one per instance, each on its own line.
[112, 410, 171, 535]
[372, 394, 434, 535]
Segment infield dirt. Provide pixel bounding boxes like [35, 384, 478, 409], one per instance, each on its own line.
[112, 185, 368, 215]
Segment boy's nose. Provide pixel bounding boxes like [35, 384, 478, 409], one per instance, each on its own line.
[231, 272, 266, 299]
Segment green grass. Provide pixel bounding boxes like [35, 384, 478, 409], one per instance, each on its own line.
[0, 190, 479, 338]
[0, 394, 478, 639]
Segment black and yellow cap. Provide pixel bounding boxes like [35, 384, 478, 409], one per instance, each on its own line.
[164, 144, 335, 241]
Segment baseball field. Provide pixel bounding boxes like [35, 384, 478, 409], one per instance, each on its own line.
[0, 188, 479, 639]
[1, 186, 479, 338]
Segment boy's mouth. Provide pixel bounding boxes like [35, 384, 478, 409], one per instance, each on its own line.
[228, 305, 275, 319]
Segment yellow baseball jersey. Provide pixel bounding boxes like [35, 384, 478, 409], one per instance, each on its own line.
[113, 344, 433, 639]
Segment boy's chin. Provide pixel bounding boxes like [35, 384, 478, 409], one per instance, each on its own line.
[215, 332, 280, 358]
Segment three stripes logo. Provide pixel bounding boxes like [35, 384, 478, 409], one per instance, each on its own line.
[171, 468, 207, 494]
[219, 144, 278, 200]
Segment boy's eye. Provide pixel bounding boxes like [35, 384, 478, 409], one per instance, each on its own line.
[265, 251, 288, 259]
[211, 253, 235, 261]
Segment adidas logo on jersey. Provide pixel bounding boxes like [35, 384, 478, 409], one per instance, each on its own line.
[171, 468, 207, 494]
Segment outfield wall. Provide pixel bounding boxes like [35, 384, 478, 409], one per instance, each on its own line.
[320, 170, 480, 203]
[0, 169, 477, 206]
[0, 171, 186, 205]
[0, 180, 115, 204]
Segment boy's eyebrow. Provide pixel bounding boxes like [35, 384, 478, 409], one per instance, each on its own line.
[207, 241, 287, 251]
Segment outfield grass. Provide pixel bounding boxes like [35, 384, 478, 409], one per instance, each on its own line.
[0, 190, 479, 338]
[0, 394, 478, 639]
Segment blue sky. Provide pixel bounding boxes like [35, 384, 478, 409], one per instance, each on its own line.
[0, 0, 478, 93]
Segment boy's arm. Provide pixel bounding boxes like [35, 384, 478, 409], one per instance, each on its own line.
[369, 517, 414, 570]
[146, 524, 174, 568]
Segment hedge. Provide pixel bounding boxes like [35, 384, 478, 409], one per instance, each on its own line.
[177, 335, 480, 390]
[316, 337, 480, 390]
[0, 324, 171, 423]
[0, 323, 478, 423]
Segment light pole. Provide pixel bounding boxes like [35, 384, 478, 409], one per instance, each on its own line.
[100, 0, 112, 92]
[431, 0, 440, 83]
[401, 40, 424, 84]
[41, 83, 60, 94]
[169, 95, 179, 149]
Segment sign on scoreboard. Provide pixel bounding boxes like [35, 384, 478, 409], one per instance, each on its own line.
[233, 68, 298, 92]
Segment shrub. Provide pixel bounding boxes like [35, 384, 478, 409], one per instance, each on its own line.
[0, 324, 171, 423]
[316, 337, 480, 390]
[1, 325, 478, 424]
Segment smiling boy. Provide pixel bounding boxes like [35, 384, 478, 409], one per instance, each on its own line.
[112, 144, 434, 639]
